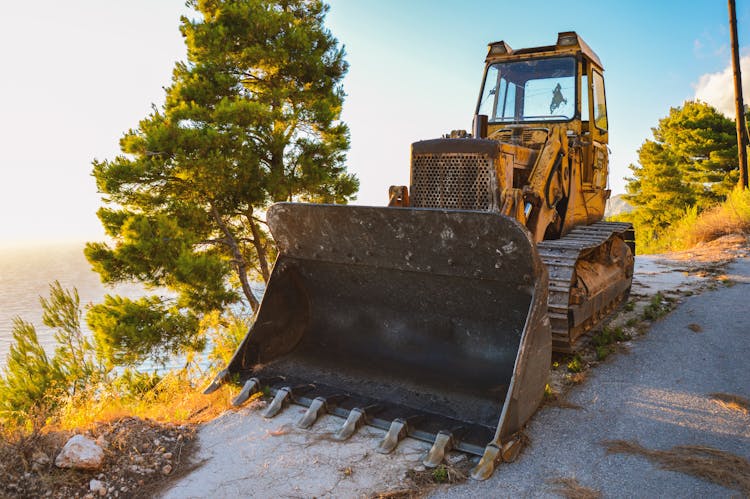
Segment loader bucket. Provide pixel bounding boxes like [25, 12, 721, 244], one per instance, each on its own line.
[208, 203, 550, 478]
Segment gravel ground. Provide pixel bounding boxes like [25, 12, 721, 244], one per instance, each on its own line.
[162, 255, 750, 498]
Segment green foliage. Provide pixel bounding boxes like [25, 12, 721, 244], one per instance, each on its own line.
[86, 0, 358, 365]
[623, 101, 740, 253]
[642, 293, 670, 321]
[200, 311, 252, 370]
[595, 345, 612, 361]
[87, 295, 203, 368]
[0, 283, 107, 423]
[0, 319, 62, 420]
[592, 326, 631, 348]
[110, 369, 163, 398]
[591, 325, 630, 361]
[43, 282, 101, 394]
[566, 354, 584, 373]
[432, 466, 448, 483]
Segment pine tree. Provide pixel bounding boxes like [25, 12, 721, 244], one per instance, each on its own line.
[85, 1, 357, 365]
[624, 101, 739, 245]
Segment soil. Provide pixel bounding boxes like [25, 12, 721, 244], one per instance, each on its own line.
[0, 417, 197, 499]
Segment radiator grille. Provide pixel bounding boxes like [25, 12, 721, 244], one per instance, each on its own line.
[410, 153, 494, 210]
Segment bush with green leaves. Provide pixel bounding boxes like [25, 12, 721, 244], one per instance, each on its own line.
[0, 282, 104, 422]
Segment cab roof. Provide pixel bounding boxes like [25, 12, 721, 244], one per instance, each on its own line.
[485, 32, 603, 70]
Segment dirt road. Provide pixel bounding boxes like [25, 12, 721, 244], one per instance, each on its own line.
[163, 253, 750, 498]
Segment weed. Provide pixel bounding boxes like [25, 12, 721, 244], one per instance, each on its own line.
[567, 355, 584, 373]
[642, 292, 670, 321]
[544, 384, 554, 400]
[623, 301, 635, 312]
[720, 277, 736, 287]
[687, 323, 703, 333]
[625, 318, 639, 327]
[432, 466, 448, 483]
[596, 345, 613, 361]
[592, 326, 631, 349]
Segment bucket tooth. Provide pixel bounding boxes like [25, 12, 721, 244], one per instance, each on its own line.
[377, 419, 408, 454]
[470, 443, 502, 481]
[203, 369, 229, 395]
[263, 387, 292, 418]
[423, 431, 454, 468]
[296, 394, 348, 429]
[297, 397, 327, 429]
[232, 378, 260, 407]
[333, 408, 366, 441]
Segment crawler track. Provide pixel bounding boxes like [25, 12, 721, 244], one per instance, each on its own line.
[538, 222, 635, 352]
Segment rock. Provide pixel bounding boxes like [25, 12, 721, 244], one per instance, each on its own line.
[55, 435, 105, 470]
[163, 452, 173, 460]
[90, 479, 106, 496]
[32, 451, 50, 466]
[95, 435, 109, 449]
[162, 464, 173, 475]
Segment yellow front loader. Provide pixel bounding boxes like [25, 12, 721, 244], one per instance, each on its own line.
[206, 32, 634, 480]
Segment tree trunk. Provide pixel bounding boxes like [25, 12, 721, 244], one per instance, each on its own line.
[211, 205, 260, 312]
[247, 209, 271, 283]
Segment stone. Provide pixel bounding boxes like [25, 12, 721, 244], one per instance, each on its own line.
[163, 452, 173, 460]
[89, 479, 105, 492]
[55, 435, 105, 471]
[32, 451, 50, 466]
[95, 435, 109, 449]
[162, 464, 173, 475]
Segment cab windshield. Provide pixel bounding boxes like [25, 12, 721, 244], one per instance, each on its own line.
[477, 56, 576, 123]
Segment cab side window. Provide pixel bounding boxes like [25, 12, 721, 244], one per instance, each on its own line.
[592, 71, 607, 131]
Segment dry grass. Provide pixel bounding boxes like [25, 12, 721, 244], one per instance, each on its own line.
[547, 477, 602, 499]
[372, 463, 470, 499]
[687, 206, 750, 246]
[603, 439, 750, 495]
[54, 374, 238, 431]
[687, 323, 703, 333]
[566, 372, 588, 385]
[710, 392, 750, 414]
[372, 489, 423, 499]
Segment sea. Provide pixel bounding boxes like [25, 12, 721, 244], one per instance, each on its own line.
[0, 242, 166, 369]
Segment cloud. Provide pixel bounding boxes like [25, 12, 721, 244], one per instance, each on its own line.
[693, 55, 750, 116]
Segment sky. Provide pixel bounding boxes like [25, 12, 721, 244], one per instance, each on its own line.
[0, 0, 748, 246]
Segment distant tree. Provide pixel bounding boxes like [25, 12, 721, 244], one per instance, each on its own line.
[85, 0, 357, 365]
[624, 101, 739, 241]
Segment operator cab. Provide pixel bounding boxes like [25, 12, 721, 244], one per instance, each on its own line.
[475, 32, 608, 143]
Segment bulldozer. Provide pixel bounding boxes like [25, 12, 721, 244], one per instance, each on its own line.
[205, 32, 634, 480]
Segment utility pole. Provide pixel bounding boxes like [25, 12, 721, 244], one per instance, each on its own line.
[729, 0, 749, 189]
